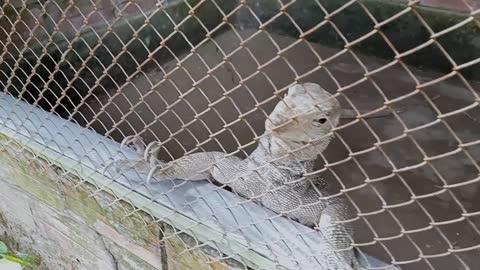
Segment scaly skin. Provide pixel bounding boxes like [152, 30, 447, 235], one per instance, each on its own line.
[119, 83, 360, 269]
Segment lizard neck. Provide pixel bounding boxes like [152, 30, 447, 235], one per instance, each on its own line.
[250, 135, 322, 167]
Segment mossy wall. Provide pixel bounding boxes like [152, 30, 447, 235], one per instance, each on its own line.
[0, 137, 242, 269]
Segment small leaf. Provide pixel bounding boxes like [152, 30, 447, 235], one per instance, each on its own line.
[13, 252, 34, 265]
[15, 252, 29, 260]
[0, 241, 7, 254]
[4, 255, 31, 266]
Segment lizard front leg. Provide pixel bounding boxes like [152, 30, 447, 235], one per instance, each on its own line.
[147, 152, 220, 183]
[148, 151, 244, 184]
[115, 136, 244, 185]
[316, 198, 356, 264]
[105, 135, 152, 176]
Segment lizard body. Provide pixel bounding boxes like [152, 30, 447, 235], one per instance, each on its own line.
[119, 83, 361, 269]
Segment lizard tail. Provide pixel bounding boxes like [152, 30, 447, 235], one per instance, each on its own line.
[354, 248, 401, 270]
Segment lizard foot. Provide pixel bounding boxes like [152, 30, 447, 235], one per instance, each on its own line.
[120, 135, 147, 156]
[103, 136, 163, 183]
[143, 141, 166, 185]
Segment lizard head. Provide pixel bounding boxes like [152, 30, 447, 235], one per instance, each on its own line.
[265, 83, 341, 161]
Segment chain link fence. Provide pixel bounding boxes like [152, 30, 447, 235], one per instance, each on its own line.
[0, 0, 479, 269]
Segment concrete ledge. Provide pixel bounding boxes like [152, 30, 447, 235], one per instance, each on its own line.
[0, 90, 398, 269]
[0, 94, 252, 269]
[0, 91, 307, 270]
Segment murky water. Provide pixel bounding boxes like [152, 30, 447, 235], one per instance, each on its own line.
[71, 29, 480, 269]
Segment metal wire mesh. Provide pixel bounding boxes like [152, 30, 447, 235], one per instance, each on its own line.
[0, 0, 479, 269]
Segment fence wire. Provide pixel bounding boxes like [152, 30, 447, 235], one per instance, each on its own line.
[0, 0, 479, 269]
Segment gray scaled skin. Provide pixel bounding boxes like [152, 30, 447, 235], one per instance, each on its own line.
[118, 83, 362, 269]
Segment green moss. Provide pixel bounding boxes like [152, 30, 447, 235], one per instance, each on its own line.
[0, 133, 10, 141]
[0, 238, 42, 270]
[163, 225, 224, 270]
[63, 183, 106, 225]
[0, 144, 65, 210]
[60, 174, 161, 247]
[102, 200, 161, 247]
[0, 135, 242, 269]
[0, 160, 63, 210]
[0, 133, 22, 149]
[166, 236, 205, 269]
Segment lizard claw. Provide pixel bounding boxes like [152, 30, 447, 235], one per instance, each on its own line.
[144, 141, 160, 159]
[143, 141, 166, 185]
[117, 138, 167, 184]
[144, 141, 162, 166]
[145, 162, 169, 185]
[120, 135, 146, 156]
[105, 159, 151, 175]
[102, 160, 119, 177]
[146, 164, 159, 185]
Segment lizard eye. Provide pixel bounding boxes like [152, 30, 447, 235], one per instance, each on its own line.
[313, 118, 327, 127]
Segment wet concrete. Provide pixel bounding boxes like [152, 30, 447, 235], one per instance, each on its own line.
[70, 29, 480, 269]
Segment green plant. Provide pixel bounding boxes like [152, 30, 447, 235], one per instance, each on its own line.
[0, 240, 32, 267]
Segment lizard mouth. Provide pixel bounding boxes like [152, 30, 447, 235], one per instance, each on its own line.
[292, 140, 309, 145]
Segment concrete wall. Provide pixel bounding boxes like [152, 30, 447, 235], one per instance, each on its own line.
[0, 138, 238, 270]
